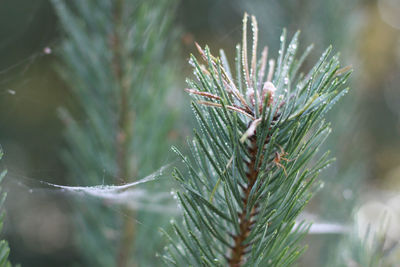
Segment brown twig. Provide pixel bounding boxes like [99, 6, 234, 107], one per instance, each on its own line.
[195, 42, 249, 110]
[111, 1, 136, 266]
[197, 101, 254, 119]
[185, 88, 221, 100]
[228, 136, 261, 267]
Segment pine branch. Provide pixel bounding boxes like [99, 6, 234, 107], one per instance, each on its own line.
[110, 1, 135, 266]
[165, 13, 351, 266]
[52, 0, 179, 266]
[330, 218, 394, 267]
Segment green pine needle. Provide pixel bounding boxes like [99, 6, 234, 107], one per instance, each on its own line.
[165, 13, 351, 267]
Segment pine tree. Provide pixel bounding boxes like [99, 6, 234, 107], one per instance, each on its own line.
[164, 13, 350, 266]
[51, 0, 179, 266]
[0, 151, 11, 267]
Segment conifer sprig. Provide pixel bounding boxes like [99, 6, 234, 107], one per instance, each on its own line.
[164, 13, 350, 266]
[52, 0, 178, 265]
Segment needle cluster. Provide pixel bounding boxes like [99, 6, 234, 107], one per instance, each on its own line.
[163, 13, 351, 266]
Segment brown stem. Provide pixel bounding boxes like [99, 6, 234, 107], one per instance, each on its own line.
[111, 1, 136, 266]
[229, 136, 261, 267]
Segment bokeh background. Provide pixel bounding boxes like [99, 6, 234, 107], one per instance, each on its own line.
[0, 0, 399, 266]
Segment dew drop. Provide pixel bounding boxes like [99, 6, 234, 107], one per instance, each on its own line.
[7, 89, 16, 95]
[43, 47, 52, 54]
[189, 57, 195, 66]
[284, 77, 289, 85]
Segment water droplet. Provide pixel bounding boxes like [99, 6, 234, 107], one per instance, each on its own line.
[284, 77, 289, 85]
[7, 89, 15, 95]
[323, 164, 331, 171]
[43, 47, 52, 54]
[189, 58, 195, 66]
